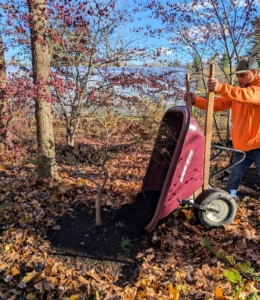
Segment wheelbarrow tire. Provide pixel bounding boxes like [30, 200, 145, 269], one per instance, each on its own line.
[194, 188, 236, 228]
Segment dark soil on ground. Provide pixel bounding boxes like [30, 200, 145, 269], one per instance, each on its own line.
[47, 191, 161, 286]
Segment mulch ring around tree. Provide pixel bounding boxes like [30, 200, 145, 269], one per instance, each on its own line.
[47, 191, 161, 287]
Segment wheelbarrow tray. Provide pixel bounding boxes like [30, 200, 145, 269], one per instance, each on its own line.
[142, 106, 205, 231]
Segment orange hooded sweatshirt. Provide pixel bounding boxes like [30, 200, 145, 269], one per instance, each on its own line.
[195, 75, 260, 151]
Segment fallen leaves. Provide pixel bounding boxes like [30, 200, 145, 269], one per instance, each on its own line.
[214, 284, 230, 300]
[1, 145, 260, 299]
[22, 270, 38, 283]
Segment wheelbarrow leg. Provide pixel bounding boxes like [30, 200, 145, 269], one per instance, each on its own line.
[193, 188, 201, 199]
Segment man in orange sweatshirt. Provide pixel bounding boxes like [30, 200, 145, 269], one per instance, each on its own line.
[184, 56, 260, 198]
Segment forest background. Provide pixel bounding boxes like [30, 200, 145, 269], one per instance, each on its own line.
[1, 0, 260, 299]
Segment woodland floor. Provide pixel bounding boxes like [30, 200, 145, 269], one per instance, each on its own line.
[1, 144, 260, 299]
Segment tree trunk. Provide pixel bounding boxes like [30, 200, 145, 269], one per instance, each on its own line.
[66, 119, 80, 148]
[28, 0, 59, 179]
[0, 33, 7, 150]
[67, 132, 76, 148]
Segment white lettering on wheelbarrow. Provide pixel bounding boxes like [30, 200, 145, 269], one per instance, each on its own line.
[180, 150, 194, 182]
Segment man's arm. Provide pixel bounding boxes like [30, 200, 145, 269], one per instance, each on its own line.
[209, 76, 260, 105]
[217, 84, 260, 105]
[184, 92, 232, 112]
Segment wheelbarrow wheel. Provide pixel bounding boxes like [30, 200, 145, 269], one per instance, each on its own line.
[194, 188, 237, 228]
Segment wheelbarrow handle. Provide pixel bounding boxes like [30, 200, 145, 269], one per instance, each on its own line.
[185, 73, 192, 109]
[210, 144, 246, 179]
[203, 63, 215, 190]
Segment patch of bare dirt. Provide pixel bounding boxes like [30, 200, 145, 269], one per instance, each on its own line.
[46, 191, 160, 287]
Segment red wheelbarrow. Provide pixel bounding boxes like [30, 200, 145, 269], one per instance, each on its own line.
[142, 64, 245, 231]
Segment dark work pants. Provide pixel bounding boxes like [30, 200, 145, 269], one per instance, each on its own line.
[225, 148, 260, 198]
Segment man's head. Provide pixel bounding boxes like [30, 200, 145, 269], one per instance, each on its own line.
[234, 56, 259, 88]
[234, 56, 258, 74]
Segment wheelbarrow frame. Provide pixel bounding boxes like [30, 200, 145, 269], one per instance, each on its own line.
[142, 64, 245, 231]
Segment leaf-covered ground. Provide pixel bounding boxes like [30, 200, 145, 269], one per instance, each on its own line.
[1, 144, 260, 300]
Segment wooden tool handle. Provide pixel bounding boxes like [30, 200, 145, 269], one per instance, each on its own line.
[185, 73, 192, 110]
[203, 64, 215, 190]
